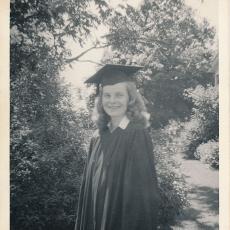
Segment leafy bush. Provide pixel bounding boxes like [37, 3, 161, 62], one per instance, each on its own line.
[10, 74, 94, 230]
[181, 85, 218, 158]
[151, 121, 189, 225]
[11, 108, 89, 230]
[194, 140, 219, 169]
[179, 119, 204, 158]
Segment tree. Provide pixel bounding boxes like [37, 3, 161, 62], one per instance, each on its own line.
[102, 0, 216, 128]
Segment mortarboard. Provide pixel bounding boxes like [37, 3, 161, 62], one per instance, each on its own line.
[85, 64, 143, 87]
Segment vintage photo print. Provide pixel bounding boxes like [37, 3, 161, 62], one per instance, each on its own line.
[1, 0, 229, 229]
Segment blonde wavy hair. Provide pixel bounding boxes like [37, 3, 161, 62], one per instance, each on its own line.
[92, 81, 150, 131]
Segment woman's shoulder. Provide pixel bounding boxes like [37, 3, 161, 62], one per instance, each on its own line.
[127, 121, 148, 131]
[125, 121, 150, 138]
[125, 122, 153, 152]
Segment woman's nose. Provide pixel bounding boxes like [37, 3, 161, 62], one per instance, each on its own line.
[109, 96, 116, 103]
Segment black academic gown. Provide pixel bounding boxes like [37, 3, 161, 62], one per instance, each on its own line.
[75, 122, 160, 230]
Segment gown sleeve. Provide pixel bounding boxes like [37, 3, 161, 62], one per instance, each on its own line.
[75, 137, 95, 230]
[121, 128, 160, 230]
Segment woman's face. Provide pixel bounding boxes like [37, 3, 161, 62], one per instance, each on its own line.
[102, 82, 129, 120]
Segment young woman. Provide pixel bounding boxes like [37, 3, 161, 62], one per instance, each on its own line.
[75, 64, 160, 230]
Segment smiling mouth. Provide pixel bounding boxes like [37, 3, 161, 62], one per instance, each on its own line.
[108, 106, 121, 109]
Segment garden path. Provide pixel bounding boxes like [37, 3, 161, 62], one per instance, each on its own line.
[171, 154, 219, 230]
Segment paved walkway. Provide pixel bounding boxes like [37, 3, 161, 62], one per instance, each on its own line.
[171, 154, 219, 230]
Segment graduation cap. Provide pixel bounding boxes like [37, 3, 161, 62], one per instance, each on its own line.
[85, 64, 143, 94]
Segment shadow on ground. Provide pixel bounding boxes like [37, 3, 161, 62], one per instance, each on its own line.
[163, 185, 219, 229]
[190, 186, 219, 213]
[173, 185, 219, 230]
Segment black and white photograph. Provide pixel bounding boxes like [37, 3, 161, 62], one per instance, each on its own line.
[1, 0, 229, 229]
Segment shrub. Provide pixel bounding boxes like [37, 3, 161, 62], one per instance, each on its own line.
[10, 105, 93, 230]
[182, 85, 218, 159]
[151, 121, 189, 225]
[179, 119, 204, 158]
[194, 140, 219, 169]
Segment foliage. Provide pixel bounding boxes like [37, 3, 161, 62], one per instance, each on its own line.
[151, 121, 189, 225]
[10, 0, 108, 50]
[102, 0, 216, 128]
[195, 140, 219, 169]
[11, 80, 92, 230]
[10, 0, 109, 229]
[181, 84, 219, 159]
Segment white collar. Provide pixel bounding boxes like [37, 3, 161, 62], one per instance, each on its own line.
[108, 116, 130, 132]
